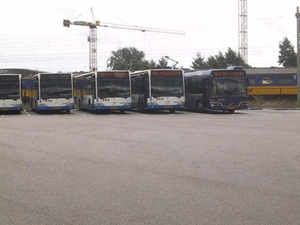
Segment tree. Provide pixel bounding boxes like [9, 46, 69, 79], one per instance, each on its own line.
[206, 55, 221, 69]
[190, 52, 208, 69]
[107, 47, 151, 71]
[191, 48, 250, 69]
[225, 48, 249, 67]
[278, 37, 297, 67]
[156, 57, 169, 68]
[147, 59, 157, 69]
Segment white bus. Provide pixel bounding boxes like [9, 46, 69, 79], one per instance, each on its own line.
[130, 69, 185, 113]
[0, 74, 23, 113]
[29, 73, 74, 113]
[74, 70, 132, 113]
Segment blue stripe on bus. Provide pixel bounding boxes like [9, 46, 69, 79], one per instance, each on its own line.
[92, 105, 132, 110]
[0, 107, 22, 111]
[36, 106, 74, 111]
[146, 105, 184, 110]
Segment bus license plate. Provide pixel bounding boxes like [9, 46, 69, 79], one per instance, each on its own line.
[111, 106, 118, 109]
[1, 108, 8, 111]
[53, 107, 61, 110]
[164, 106, 172, 108]
[227, 106, 235, 109]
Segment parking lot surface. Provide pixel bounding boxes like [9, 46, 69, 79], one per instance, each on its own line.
[1, 109, 300, 225]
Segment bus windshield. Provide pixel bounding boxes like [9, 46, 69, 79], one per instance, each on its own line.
[0, 76, 20, 99]
[151, 76, 183, 97]
[97, 77, 130, 98]
[40, 74, 72, 99]
[212, 78, 247, 97]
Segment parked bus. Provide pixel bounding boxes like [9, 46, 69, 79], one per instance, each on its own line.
[0, 68, 46, 104]
[0, 74, 23, 113]
[184, 66, 248, 113]
[130, 69, 185, 113]
[74, 70, 132, 113]
[29, 73, 74, 113]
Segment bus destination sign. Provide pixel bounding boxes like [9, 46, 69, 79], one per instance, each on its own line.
[213, 71, 245, 76]
[97, 72, 128, 77]
[151, 71, 182, 76]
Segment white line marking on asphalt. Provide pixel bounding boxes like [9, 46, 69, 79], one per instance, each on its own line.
[75, 112, 88, 116]
[23, 110, 31, 117]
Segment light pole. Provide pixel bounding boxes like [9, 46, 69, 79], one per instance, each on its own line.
[296, 7, 300, 101]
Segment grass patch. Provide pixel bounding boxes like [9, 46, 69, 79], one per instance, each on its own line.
[249, 95, 300, 108]
[22, 103, 31, 110]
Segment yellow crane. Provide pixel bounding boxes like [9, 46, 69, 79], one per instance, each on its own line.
[63, 8, 185, 71]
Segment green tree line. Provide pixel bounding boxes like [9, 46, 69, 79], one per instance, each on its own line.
[106, 37, 297, 71]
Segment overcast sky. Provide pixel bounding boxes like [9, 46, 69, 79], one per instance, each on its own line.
[0, 0, 298, 72]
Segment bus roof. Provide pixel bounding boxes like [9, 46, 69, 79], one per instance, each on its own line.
[0, 68, 46, 76]
[0, 73, 22, 76]
[131, 68, 183, 75]
[31, 72, 73, 78]
[184, 67, 246, 78]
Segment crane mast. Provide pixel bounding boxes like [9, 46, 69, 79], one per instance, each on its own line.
[63, 11, 185, 71]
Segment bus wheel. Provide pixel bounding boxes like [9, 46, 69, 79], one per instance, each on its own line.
[78, 100, 81, 111]
[138, 100, 143, 112]
[169, 109, 175, 113]
[120, 110, 125, 114]
[88, 101, 93, 112]
[228, 109, 235, 114]
[66, 109, 70, 114]
[196, 101, 203, 113]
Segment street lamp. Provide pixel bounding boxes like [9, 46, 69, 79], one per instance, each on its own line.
[295, 7, 300, 101]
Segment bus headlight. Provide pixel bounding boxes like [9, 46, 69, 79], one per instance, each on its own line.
[124, 102, 131, 106]
[94, 102, 104, 106]
[148, 101, 158, 105]
[210, 103, 221, 107]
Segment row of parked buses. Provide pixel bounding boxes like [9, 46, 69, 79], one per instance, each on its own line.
[0, 67, 249, 114]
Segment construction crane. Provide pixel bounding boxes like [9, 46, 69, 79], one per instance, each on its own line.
[63, 8, 185, 71]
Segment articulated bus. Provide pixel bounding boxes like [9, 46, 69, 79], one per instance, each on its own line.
[74, 70, 132, 113]
[184, 67, 248, 113]
[130, 69, 185, 113]
[0, 74, 23, 113]
[29, 73, 74, 113]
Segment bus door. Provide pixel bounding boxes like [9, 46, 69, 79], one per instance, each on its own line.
[184, 78, 191, 108]
[31, 78, 38, 109]
[138, 73, 148, 110]
[143, 74, 149, 106]
[203, 79, 210, 108]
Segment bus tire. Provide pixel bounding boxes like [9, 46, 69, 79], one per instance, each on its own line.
[169, 109, 175, 113]
[228, 109, 235, 114]
[196, 101, 203, 113]
[138, 100, 142, 112]
[88, 100, 92, 112]
[78, 99, 81, 111]
[66, 109, 70, 113]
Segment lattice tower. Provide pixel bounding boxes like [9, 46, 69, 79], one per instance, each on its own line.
[238, 0, 248, 63]
[88, 25, 97, 71]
